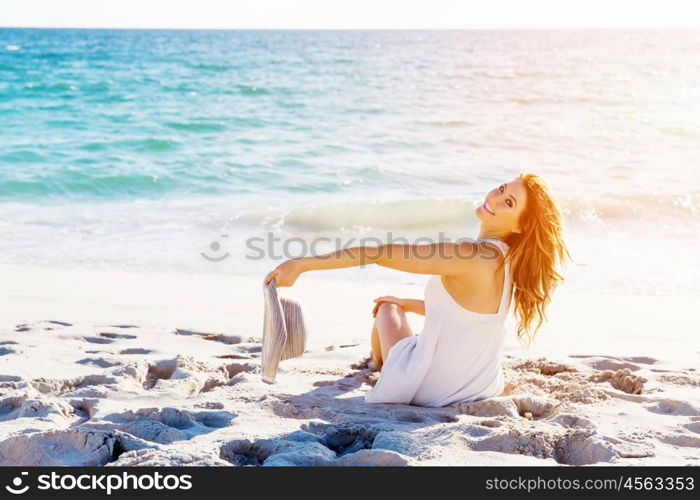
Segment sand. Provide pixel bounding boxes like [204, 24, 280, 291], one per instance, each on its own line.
[0, 263, 698, 466]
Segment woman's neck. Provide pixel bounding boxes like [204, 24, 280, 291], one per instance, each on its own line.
[476, 230, 506, 242]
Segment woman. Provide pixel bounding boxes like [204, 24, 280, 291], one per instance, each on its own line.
[263, 173, 571, 407]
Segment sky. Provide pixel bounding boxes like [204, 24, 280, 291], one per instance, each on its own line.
[0, 0, 699, 29]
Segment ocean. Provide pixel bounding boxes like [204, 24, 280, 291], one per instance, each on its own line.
[1, 28, 698, 295]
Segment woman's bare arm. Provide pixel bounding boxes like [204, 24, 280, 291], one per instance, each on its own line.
[264, 241, 497, 287]
[403, 299, 426, 315]
[373, 296, 425, 316]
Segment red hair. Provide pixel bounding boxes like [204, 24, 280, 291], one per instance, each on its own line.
[499, 173, 574, 347]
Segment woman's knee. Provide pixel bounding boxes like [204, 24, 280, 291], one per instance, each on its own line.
[375, 302, 405, 329]
[376, 301, 402, 317]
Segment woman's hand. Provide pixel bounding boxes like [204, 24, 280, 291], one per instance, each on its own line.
[264, 258, 306, 287]
[372, 296, 409, 317]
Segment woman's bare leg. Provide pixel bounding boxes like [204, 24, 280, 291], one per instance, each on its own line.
[370, 322, 383, 370]
[373, 302, 414, 362]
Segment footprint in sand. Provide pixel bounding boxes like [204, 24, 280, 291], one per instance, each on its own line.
[201, 334, 242, 345]
[510, 357, 578, 376]
[14, 320, 73, 332]
[643, 399, 700, 416]
[682, 420, 700, 434]
[215, 354, 252, 360]
[220, 423, 412, 466]
[236, 345, 261, 354]
[570, 354, 654, 372]
[30, 374, 117, 397]
[82, 407, 236, 445]
[77, 358, 121, 368]
[0, 396, 75, 423]
[44, 320, 74, 330]
[119, 348, 153, 355]
[139, 356, 254, 393]
[82, 337, 114, 345]
[469, 426, 617, 465]
[655, 373, 700, 387]
[623, 356, 657, 364]
[0, 428, 132, 466]
[657, 432, 700, 447]
[174, 328, 242, 345]
[457, 394, 560, 420]
[99, 332, 137, 340]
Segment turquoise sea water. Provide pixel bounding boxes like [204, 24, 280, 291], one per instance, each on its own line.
[1, 28, 699, 295]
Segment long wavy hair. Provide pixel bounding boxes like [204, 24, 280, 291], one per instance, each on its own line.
[499, 173, 574, 347]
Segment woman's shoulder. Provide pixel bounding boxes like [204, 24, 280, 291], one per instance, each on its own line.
[433, 238, 507, 284]
[478, 238, 509, 257]
[473, 239, 508, 273]
[439, 244, 505, 292]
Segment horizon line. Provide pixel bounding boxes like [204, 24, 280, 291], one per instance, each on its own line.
[2, 25, 700, 31]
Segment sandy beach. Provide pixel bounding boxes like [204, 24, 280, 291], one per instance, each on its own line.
[1, 263, 698, 466]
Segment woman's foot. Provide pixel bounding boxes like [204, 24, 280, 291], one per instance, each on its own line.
[367, 350, 382, 371]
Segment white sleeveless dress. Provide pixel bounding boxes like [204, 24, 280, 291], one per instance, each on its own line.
[364, 238, 512, 407]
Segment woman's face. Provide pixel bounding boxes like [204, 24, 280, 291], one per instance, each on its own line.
[475, 178, 528, 234]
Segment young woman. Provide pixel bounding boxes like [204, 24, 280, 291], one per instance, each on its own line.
[263, 173, 571, 407]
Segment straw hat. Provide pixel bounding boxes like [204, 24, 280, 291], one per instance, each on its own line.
[261, 278, 308, 383]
